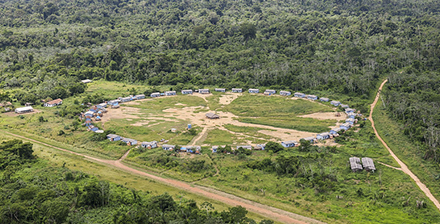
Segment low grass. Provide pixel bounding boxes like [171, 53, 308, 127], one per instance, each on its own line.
[203, 128, 241, 145]
[223, 124, 280, 142]
[127, 95, 207, 114]
[373, 96, 440, 202]
[238, 117, 336, 133]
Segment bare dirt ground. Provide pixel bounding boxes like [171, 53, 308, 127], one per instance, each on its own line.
[370, 79, 440, 211]
[193, 93, 212, 102]
[100, 107, 141, 124]
[298, 112, 346, 121]
[219, 93, 241, 105]
[4, 109, 41, 117]
[3, 130, 324, 224]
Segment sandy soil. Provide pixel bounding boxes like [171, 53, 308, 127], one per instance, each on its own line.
[370, 79, 440, 211]
[298, 112, 347, 121]
[4, 130, 324, 224]
[219, 93, 241, 105]
[100, 107, 141, 124]
[4, 109, 41, 117]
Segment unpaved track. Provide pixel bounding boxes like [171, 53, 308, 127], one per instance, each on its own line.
[370, 79, 440, 211]
[2, 130, 324, 224]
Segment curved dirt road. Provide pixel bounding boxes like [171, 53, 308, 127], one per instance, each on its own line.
[369, 79, 440, 211]
[2, 131, 324, 224]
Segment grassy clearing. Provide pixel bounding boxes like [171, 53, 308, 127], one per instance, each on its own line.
[127, 95, 207, 114]
[373, 96, 440, 201]
[203, 128, 241, 145]
[0, 133, 271, 223]
[238, 117, 336, 133]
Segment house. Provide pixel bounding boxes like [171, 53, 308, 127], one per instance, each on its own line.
[340, 123, 352, 130]
[89, 127, 99, 132]
[294, 92, 305, 98]
[199, 89, 210, 94]
[306, 95, 318, 100]
[141, 141, 157, 149]
[15, 106, 34, 114]
[281, 140, 298, 148]
[317, 132, 331, 140]
[119, 97, 132, 102]
[44, 98, 63, 107]
[111, 103, 120, 109]
[301, 137, 316, 144]
[215, 88, 226, 92]
[95, 116, 101, 121]
[206, 113, 220, 119]
[264, 89, 276, 95]
[340, 104, 349, 109]
[150, 92, 161, 97]
[107, 99, 121, 105]
[362, 157, 376, 172]
[121, 138, 138, 146]
[248, 89, 259, 93]
[347, 112, 356, 119]
[320, 97, 329, 102]
[182, 146, 201, 154]
[165, 91, 176, 96]
[349, 157, 363, 172]
[107, 134, 121, 141]
[212, 146, 218, 153]
[96, 103, 107, 109]
[182, 90, 193, 95]
[81, 79, 92, 84]
[134, 94, 146, 100]
[330, 127, 342, 136]
[232, 88, 242, 93]
[254, 144, 266, 150]
[162, 144, 175, 150]
[280, 91, 291, 96]
[345, 118, 356, 125]
[331, 101, 341, 106]
[345, 108, 356, 113]
[237, 145, 252, 150]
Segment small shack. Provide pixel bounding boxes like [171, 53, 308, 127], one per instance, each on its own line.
[281, 140, 298, 148]
[301, 137, 316, 144]
[340, 104, 349, 109]
[361, 157, 376, 172]
[345, 118, 356, 125]
[182, 146, 201, 154]
[340, 123, 352, 130]
[15, 106, 34, 114]
[165, 91, 176, 96]
[182, 90, 193, 95]
[317, 132, 331, 140]
[347, 112, 356, 119]
[107, 134, 121, 141]
[141, 141, 158, 149]
[264, 89, 276, 95]
[107, 99, 121, 105]
[134, 94, 146, 100]
[199, 89, 210, 94]
[294, 92, 305, 98]
[44, 98, 63, 107]
[150, 92, 161, 98]
[119, 97, 132, 102]
[331, 101, 341, 106]
[306, 95, 318, 100]
[205, 113, 220, 119]
[345, 108, 356, 113]
[237, 145, 252, 150]
[254, 144, 266, 150]
[96, 103, 107, 109]
[330, 127, 342, 136]
[215, 88, 226, 92]
[121, 138, 138, 146]
[320, 97, 329, 102]
[111, 103, 120, 109]
[349, 157, 363, 172]
[280, 91, 291, 96]
[248, 89, 259, 93]
[232, 88, 242, 93]
[162, 144, 175, 150]
[212, 146, 218, 153]
[81, 79, 92, 84]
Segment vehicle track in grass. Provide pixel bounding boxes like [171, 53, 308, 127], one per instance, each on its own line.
[369, 79, 440, 211]
[2, 130, 324, 224]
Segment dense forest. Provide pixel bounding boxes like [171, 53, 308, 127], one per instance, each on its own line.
[0, 139, 272, 223]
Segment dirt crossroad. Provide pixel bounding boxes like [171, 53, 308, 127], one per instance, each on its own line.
[2, 131, 325, 224]
[369, 79, 440, 211]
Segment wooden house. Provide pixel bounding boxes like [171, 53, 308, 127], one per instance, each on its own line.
[15, 106, 34, 114]
[340, 123, 352, 130]
[232, 88, 242, 93]
[361, 157, 376, 172]
[306, 95, 318, 100]
[44, 98, 63, 107]
[107, 134, 121, 141]
[199, 89, 210, 94]
[340, 104, 349, 109]
[162, 144, 175, 150]
[181, 90, 193, 94]
[347, 112, 356, 119]
[349, 157, 363, 172]
[119, 97, 132, 102]
[294, 92, 305, 98]
[141, 141, 157, 149]
[215, 88, 226, 92]
[254, 144, 266, 150]
[237, 145, 252, 150]
[345, 108, 356, 113]
[280, 91, 291, 96]
[165, 91, 176, 96]
[248, 89, 259, 93]
[330, 127, 342, 136]
[121, 138, 138, 146]
[301, 137, 316, 144]
[107, 99, 121, 105]
[345, 118, 356, 125]
[205, 113, 220, 119]
[316, 132, 331, 140]
[264, 89, 276, 95]
[320, 97, 329, 102]
[331, 101, 341, 106]
[281, 140, 298, 148]
[150, 92, 161, 97]
[134, 94, 145, 100]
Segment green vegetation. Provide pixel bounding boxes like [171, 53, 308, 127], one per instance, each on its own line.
[128, 95, 207, 113]
[204, 129, 241, 146]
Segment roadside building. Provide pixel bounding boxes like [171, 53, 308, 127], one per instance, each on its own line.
[107, 134, 121, 141]
[320, 97, 329, 102]
[121, 138, 138, 146]
[165, 91, 177, 96]
[44, 99, 63, 107]
[349, 157, 363, 172]
[15, 106, 34, 114]
[340, 123, 352, 130]
[281, 140, 298, 148]
[331, 101, 341, 106]
[141, 141, 158, 149]
[182, 90, 193, 95]
[248, 89, 259, 93]
[330, 127, 343, 136]
[81, 79, 92, 84]
[162, 144, 175, 150]
[301, 136, 316, 144]
[280, 91, 291, 96]
[317, 132, 331, 140]
[215, 88, 226, 92]
[119, 97, 132, 102]
[199, 89, 210, 94]
[306, 95, 318, 100]
[340, 104, 349, 109]
[254, 144, 266, 150]
[264, 89, 276, 95]
[345, 108, 356, 113]
[232, 88, 242, 93]
[237, 145, 252, 150]
[362, 157, 376, 172]
[150, 92, 161, 98]
[134, 94, 146, 100]
[294, 92, 305, 98]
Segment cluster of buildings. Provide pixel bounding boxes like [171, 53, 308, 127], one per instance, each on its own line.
[349, 157, 376, 172]
[14, 98, 64, 114]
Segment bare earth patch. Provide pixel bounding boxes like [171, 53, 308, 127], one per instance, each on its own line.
[298, 112, 347, 120]
[219, 93, 241, 105]
[100, 107, 141, 124]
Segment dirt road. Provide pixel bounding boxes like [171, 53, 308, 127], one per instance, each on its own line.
[2, 130, 325, 224]
[369, 79, 440, 211]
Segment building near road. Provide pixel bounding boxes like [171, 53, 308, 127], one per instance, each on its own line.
[232, 88, 242, 93]
[119, 97, 132, 102]
[362, 157, 376, 172]
[340, 104, 349, 109]
[306, 95, 318, 100]
[280, 91, 291, 96]
[316, 132, 331, 140]
[165, 91, 177, 96]
[199, 89, 210, 94]
[264, 89, 276, 95]
[44, 98, 63, 107]
[121, 138, 138, 146]
[331, 101, 341, 106]
[150, 92, 161, 97]
[320, 97, 329, 102]
[15, 106, 34, 114]
[182, 90, 193, 94]
[141, 141, 158, 149]
[215, 88, 226, 92]
[294, 92, 305, 98]
[248, 89, 259, 93]
[81, 79, 92, 84]
[330, 127, 342, 136]
[162, 144, 175, 150]
[301, 136, 316, 144]
[205, 113, 220, 119]
[254, 144, 266, 150]
[107, 134, 121, 141]
[237, 145, 252, 150]
[134, 94, 146, 100]
[281, 140, 298, 148]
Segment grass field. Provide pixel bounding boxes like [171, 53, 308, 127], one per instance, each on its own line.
[127, 95, 207, 114]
